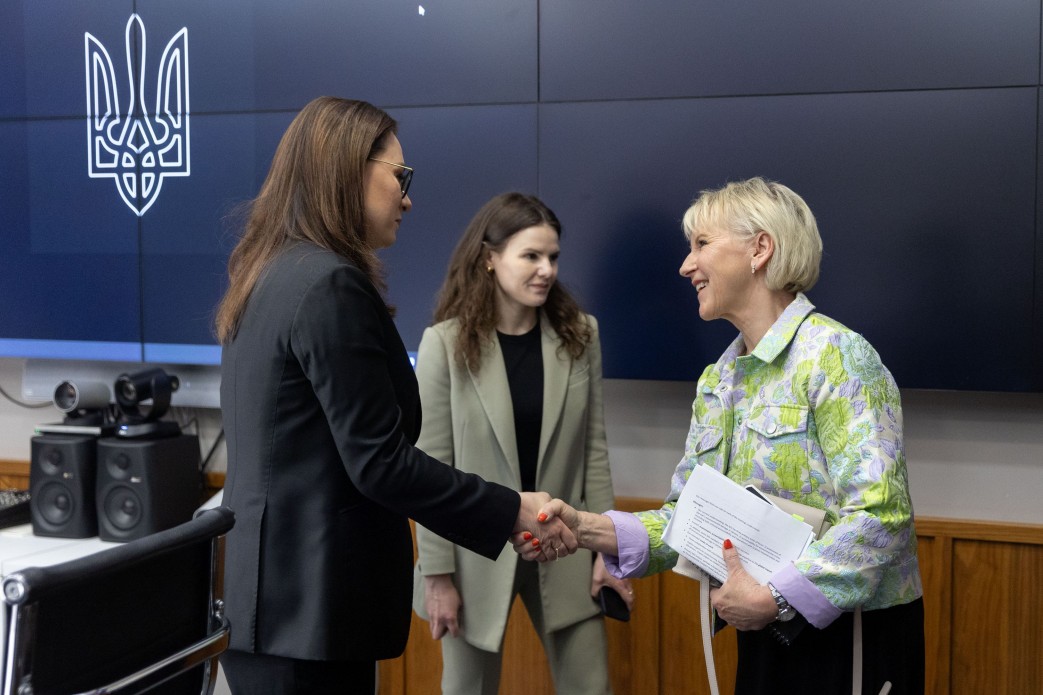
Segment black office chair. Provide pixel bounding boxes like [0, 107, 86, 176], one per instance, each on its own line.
[2, 506, 235, 695]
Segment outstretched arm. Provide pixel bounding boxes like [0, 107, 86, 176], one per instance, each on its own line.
[512, 498, 619, 561]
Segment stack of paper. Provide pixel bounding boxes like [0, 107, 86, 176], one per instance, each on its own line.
[663, 465, 814, 585]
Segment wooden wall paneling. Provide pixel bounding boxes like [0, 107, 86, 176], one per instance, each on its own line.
[395, 582, 667, 695]
[203, 472, 224, 500]
[491, 574, 682, 695]
[377, 641, 408, 695]
[382, 522, 444, 695]
[6, 464, 1043, 695]
[914, 532, 952, 695]
[388, 524, 565, 694]
[0, 459, 29, 489]
[400, 562, 667, 695]
[1003, 542, 1043, 690]
[403, 612, 443, 695]
[916, 517, 1043, 546]
[605, 574, 661, 694]
[0, 473, 27, 489]
[951, 539, 1043, 695]
[659, 569, 721, 695]
[610, 500, 666, 694]
[1, 460, 219, 503]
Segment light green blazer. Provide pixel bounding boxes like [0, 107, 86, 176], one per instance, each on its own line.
[412, 313, 615, 651]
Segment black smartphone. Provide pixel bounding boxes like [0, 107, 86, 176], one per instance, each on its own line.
[596, 586, 631, 622]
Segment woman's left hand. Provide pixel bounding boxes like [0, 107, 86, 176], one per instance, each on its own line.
[591, 552, 635, 611]
[709, 540, 778, 631]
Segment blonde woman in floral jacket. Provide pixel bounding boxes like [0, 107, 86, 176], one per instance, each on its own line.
[521, 178, 924, 695]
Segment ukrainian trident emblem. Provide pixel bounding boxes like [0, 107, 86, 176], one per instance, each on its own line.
[84, 15, 190, 216]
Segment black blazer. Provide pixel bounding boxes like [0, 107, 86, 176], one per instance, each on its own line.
[220, 242, 518, 661]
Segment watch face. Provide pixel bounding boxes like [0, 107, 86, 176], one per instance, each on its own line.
[768, 582, 794, 621]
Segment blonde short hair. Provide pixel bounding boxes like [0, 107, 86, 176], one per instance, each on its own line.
[682, 177, 823, 293]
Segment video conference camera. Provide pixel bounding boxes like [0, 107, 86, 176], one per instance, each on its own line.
[41, 368, 183, 439]
[113, 368, 182, 438]
[50, 380, 115, 429]
[53, 380, 111, 414]
[115, 368, 179, 423]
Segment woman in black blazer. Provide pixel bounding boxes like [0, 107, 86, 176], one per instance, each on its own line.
[214, 97, 568, 694]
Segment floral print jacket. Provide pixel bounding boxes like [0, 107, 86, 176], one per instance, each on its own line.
[629, 294, 922, 623]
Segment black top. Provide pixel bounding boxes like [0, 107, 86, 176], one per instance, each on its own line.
[497, 321, 543, 492]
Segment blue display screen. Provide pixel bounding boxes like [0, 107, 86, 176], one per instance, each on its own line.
[1, 0, 1040, 391]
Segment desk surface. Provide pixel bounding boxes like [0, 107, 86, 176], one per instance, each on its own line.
[1, 525, 122, 575]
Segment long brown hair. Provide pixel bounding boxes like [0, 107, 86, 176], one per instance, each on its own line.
[433, 192, 592, 372]
[215, 97, 397, 344]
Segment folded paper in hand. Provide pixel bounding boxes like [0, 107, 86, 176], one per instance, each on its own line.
[663, 466, 819, 585]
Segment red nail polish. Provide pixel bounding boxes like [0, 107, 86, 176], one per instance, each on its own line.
[723, 538, 733, 550]
[537, 513, 548, 522]
[532, 538, 540, 547]
[523, 532, 532, 541]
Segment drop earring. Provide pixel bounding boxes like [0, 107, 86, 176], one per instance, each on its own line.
[751, 263, 757, 274]
[486, 265, 493, 273]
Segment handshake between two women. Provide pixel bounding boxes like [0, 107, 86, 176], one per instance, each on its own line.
[513, 495, 592, 563]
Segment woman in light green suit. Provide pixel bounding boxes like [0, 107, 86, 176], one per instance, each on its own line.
[412, 193, 632, 694]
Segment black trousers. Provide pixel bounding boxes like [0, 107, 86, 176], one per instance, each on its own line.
[734, 598, 925, 695]
[220, 649, 376, 695]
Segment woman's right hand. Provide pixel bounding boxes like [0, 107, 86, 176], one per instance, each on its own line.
[513, 499, 622, 559]
[537, 498, 582, 535]
[511, 498, 583, 561]
[515, 492, 578, 562]
[423, 574, 463, 639]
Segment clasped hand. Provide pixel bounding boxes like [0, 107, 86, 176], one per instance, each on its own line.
[511, 497, 580, 562]
[514, 492, 578, 562]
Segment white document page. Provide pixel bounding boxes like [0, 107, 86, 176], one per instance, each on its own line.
[663, 465, 814, 585]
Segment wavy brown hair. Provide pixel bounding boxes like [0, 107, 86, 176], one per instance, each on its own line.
[215, 97, 397, 344]
[433, 192, 592, 372]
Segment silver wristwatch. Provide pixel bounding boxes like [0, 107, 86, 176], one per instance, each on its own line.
[767, 582, 796, 622]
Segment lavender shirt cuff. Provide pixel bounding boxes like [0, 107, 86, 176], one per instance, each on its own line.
[770, 563, 842, 629]
[600, 510, 650, 579]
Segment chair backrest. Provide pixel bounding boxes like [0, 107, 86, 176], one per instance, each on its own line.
[3, 506, 235, 695]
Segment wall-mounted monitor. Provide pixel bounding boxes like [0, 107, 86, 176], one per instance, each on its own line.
[2, 1, 1041, 393]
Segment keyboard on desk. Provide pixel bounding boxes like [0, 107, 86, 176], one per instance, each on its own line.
[0, 489, 31, 529]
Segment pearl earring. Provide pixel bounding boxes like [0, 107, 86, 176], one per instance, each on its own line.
[751, 263, 757, 274]
[486, 265, 493, 273]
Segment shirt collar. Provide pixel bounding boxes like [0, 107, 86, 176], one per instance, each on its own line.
[747, 292, 816, 363]
[713, 293, 817, 373]
[717, 290, 813, 367]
